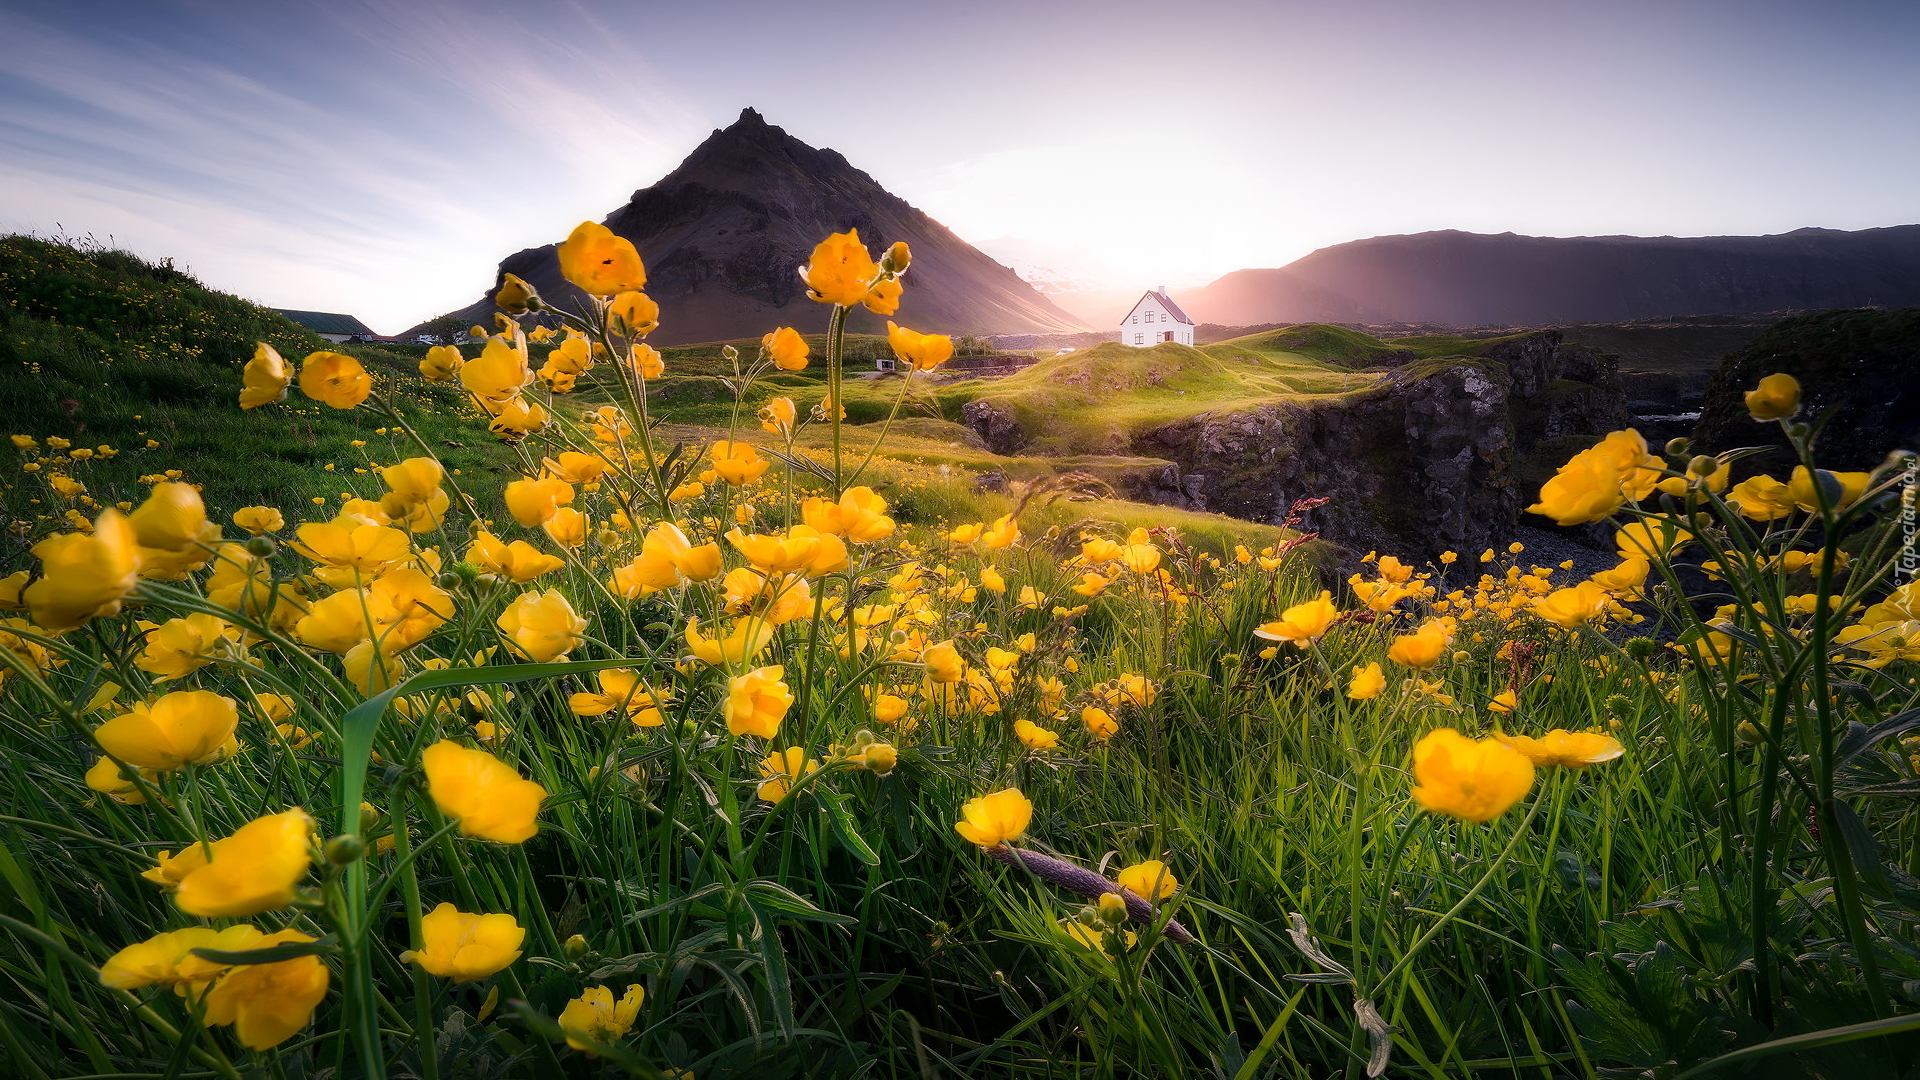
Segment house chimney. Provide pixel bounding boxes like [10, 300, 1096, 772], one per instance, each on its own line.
[1156, 285, 1167, 296]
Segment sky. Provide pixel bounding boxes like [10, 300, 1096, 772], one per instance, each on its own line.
[2, 0, 1917, 331]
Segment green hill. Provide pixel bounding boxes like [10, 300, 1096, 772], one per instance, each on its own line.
[0, 235, 504, 534]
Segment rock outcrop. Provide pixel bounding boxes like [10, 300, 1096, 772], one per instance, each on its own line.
[1127, 333, 1626, 557]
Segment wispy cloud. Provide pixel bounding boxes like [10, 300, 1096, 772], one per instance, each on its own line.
[0, 1, 706, 331]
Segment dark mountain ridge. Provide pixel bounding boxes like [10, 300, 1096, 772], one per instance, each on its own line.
[421, 108, 1087, 344]
[1181, 226, 1920, 328]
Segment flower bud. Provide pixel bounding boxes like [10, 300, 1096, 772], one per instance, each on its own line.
[564, 933, 589, 960]
[1736, 721, 1764, 745]
[1096, 892, 1128, 929]
[1623, 637, 1658, 661]
[1687, 455, 1718, 477]
[1664, 437, 1691, 458]
[324, 833, 365, 865]
[436, 572, 463, 591]
[245, 535, 278, 559]
[495, 273, 541, 315]
[882, 241, 912, 274]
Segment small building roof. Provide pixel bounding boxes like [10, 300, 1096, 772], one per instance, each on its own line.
[1125, 289, 1194, 326]
[274, 309, 376, 336]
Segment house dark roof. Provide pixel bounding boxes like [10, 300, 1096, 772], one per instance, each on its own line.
[1127, 290, 1194, 326]
[274, 309, 376, 336]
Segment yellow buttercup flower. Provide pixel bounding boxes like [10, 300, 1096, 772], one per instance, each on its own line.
[231, 505, 284, 534]
[95, 690, 239, 771]
[542, 507, 589, 548]
[468, 531, 564, 583]
[1615, 521, 1692, 562]
[1409, 729, 1534, 823]
[801, 230, 879, 307]
[99, 925, 264, 996]
[495, 272, 539, 314]
[923, 639, 964, 683]
[725, 666, 792, 738]
[1387, 619, 1452, 669]
[1727, 474, 1796, 521]
[559, 984, 645, 1054]
[488, 396, 550, 439]
[980, 514, 1020, 550]
[129, 481, 221, 580]
[1117, 860, 1178, 902]
[608, 291, 659, 337]
[557, 221, 646, 295]
[709, 441, 769, 486]
[1082, 705, 1118, 739]
[419, 344, 465, 383]
[496, 588, 587, 662]
[22, 510, 140, 630]
[422, 740, 546, 843]
[298, 351, 371, 409]
[238, 343, 292, 409]
[1744, 372, 1800, 421]
[292, 521, 411, 575]
[864, 276, 902, 316]
[568, 669, 669, 726]
[503, 475, 575, 527]
[170, 808, 314, 917]
[1347, 662, 1386, 700]
[135, 613, 238, 680]
[1014, 718, 1060, 751]
[760, 396, 798, 436]
[885, 321, 954, 371]
[1493, 728, 1625, 769]
[764, 326, 810, 370]
[381, 457, 444, 508]
[954, 787, 1032, 847]
[755, 747, 820, 801]
[626, 342, 665, 378]
[1533, 581, 1613, 629]
[1786, 466, 1871, 513]
[201, 929, 329, 1050]
[407, 903, 526, 982]
[86, 755, 155, 805]
[1253, 590, 1338, 645]
[684, 617, 776, 666]
[461, 337, 534, 407]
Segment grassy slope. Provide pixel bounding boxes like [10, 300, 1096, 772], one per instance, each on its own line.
[0, 236, 510, 535]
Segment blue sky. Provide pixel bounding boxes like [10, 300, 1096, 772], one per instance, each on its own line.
[3, 0, 1917, 331]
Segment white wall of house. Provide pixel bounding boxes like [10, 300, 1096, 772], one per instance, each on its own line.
[1119, 292, 1193, 347]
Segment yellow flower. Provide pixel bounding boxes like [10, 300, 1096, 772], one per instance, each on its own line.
[557, 221, 646, 295]
[1727, 474, 1796, 521]
[1117, 860, 1178, 902]
[885, 321, 954, 371]
[503, 475, 574, 527]
[1615, 521, 1691, 562]
[980, 514, 1020, 550]
[170, 808, 314, 917]
[292, 521, 411, 575]
[1590, 557, 1649, 597]
[709, 441, 769, 486]
[760, 396, 798, 436]
[129, 481, 221, 580]
[954, 787, 1032, 847]
[1533, 580, 1613, 629]
[343, 640, 405, 697]
[95, 690, 239, 771]
[381, 457, 444, 509]
[755, 747, 820, 801]
[1347, 662, 1386, 700]
[923, 639, 965, 683]
[869, 691, 909, 725]
[1493, 728, 1625, 769]
[232, 506, 284, 534]
[1082, 705, 1118, 739]
[864, 276, 902, 316]
[1787, 466, 1871, 513]
[496, 588, 587, 662]
[569, 669, 669, 727]
[1013, 718, 1059, 751]
[495, 272, 540, 314]
[608, 291, 659, 337]
[801, 230, 879, 307]
[99, 925, 264, 995]
[1253, 590, 1338, 645]
[135, 613, 237, 680]
[201, 929, 329, 1050]
[626, 342, 665, 378]
[21, 511, 133, 625]
[408, 903, 526, 982]
[238, 343, 291, 409]
[1387, 619, 1452, 669]
[725, 666, 792, 738]
[559, 984, 645, 1054]
[422, 740, 546, 843]
[764, 326, 810, 370]
[465, 532, 559, 583]
[419, 344, 465, 383]
[298, 351, 371, 409]
[1409, 729, 1534, 823]
[1488, 689, 1519, 715]
[86, 755, 154, 805]
[684, 617, 776, 666]
[461, 338, 534, 407]
[543, 507, 589, 548]
[801, 486, 895, 543]
[1744, 372, 1800, 421]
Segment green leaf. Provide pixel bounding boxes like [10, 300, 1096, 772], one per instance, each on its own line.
[743, 880, 858, 926]
[814, 786, 879, 866]
[1675, 1010, 1920, 1078]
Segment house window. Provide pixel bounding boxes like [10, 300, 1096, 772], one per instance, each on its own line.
[1130, 315, 1137, 324]
[1134, 333, 1144, 344]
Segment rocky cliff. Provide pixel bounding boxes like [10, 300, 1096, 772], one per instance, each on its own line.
[417, 109, 1087, 345]
[966, 332, 1625, 558]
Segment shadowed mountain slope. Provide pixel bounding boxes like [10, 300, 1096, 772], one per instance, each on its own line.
[1181, 226, 1920, 328]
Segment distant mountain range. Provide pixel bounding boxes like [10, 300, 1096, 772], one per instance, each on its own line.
[1178, 226, 1920, 328]
[418, 109, 1088, 344]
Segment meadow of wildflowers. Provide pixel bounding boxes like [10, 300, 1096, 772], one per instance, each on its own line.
[1, 222, 1918, 1078]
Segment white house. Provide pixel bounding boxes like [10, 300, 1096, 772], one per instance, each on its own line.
[1120, 288, 1194, 347]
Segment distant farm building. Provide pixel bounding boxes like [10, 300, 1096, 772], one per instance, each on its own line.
[275, 309, 376, 343]
[1120, 288, 1193, 347]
